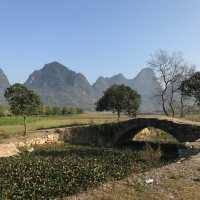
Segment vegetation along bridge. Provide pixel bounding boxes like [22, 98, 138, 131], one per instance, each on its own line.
[63, 117, 200, 147]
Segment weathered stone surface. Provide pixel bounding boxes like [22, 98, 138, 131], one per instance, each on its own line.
[63, 118, 200, 147]
[17, 133, 60, 148]
[0, 132, 63, 157]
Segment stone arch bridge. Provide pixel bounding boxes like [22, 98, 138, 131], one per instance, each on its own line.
[63, 117, 200, 147]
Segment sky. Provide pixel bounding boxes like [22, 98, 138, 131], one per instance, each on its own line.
[0, 0, 200, 84]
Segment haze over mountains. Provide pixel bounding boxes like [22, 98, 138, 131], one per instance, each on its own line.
[0, 69, 10, 104]
[0, 62, 161, 112]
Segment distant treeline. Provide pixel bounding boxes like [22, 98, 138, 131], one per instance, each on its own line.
[0, 105, 83, 117]
[38, 106, 84, 115]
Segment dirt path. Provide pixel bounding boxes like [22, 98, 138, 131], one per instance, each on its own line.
[65, 151, 200, 200]
[0, 143, 20, 157]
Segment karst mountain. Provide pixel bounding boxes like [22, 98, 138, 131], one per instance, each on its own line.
[0, 62, 161, 112]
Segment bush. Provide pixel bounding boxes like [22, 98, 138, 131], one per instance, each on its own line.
[39, 106, 84, 116]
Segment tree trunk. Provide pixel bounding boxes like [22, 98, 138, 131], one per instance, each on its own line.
[161, 93, 169, 116]
[169, 95, 175, 117]
[117, 110, 120, 121]
[23, 116, 27, 136]
[169, 102, 175, 117]
[180, 95, 184, 118]
[169, 84, 175, 118]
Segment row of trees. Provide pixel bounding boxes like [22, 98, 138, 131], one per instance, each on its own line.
[149, 50, 198, 117]
[38, 106, 83, 116]
[0, 105, 83, 117]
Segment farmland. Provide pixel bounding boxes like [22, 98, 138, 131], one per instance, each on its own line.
[0, 113, 129, 139]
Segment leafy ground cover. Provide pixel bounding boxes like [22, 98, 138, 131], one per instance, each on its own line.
[67, 150, 200, 200]
[0, 144, 162, 199]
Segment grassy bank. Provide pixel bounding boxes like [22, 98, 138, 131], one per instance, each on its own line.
[0, 144, 162, 199]
[0, 113, 129, 137]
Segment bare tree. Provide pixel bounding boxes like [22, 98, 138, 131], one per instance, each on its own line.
[148, 50, 194, 117]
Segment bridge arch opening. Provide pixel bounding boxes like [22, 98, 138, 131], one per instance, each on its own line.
[115, 125, 181, 147]
[133, 127, 179, 144]
[116, 126, 182, 160]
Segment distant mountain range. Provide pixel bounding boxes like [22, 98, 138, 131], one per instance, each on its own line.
[0, 62, 161, 112]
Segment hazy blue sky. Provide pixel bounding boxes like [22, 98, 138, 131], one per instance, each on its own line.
[0, 0, 200, 84]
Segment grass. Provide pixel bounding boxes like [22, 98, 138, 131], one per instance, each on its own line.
[0, 113, 129, 137]
[0, 144, 162, 199]
[184, 114, 200, 122]
[1, 112, 198, 140]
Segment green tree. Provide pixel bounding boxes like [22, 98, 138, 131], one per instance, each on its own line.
[0, 106, 6, 117]
[45, 106, 52, 115]
[61, 107, 68, 115]
[4, 83, 41, 135]
[76, 108, 83, 114]
[52, 106, 61, 115]
[96, 85, 141, 120]
[38, 105, 46, 115]
[68, 107, 76, 114]
[181, 72, 200, 105]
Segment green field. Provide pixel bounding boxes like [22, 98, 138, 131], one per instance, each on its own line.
[0, 113, 129, 138]
[1, 112, 197, 141]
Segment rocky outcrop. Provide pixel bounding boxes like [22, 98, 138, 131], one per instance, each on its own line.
[17, 133, 61, 148]
[0, 68, 10, 104]
[25, 62, 97, 110]
[24, 62, 162, 112]
[129, 68, 161, 112]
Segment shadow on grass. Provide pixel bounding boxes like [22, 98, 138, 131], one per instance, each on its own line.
[32, 146, 123, 159]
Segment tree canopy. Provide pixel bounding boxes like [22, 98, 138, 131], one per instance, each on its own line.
[181, 72, 200, 105]
[96, 84, 141, 119]
[4, 83, 41, 134]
